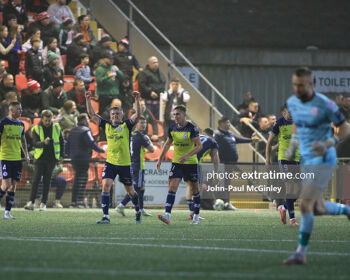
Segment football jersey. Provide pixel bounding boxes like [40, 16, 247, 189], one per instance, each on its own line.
[130, 130, 152, 169]
[0, 117, 25, 161]
[197, 135, 219, 164]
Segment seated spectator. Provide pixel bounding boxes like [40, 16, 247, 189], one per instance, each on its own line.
[43, 51, 64, 89]
[235, 100, 262, 138]
[7, 24, 22, 76]
[161, 78, 190, 135]
[0, 25, 16, 62]
[58, 18, 74, 54]
[73, 15, 96, 48]
[21, 79, 43, 119]
[28, 11, 57, 45]
[66, 33, 89, 74]
[3, 0, 28, 28]
[237, 91, 255, 113]
[118, 75, 133, 114]
[67, 79, 87, 113]
[340, 96, 350, 121]
[22, 27, 43, 52]
[55, 100, 79, 131]
[26, 0, 49, 13]
[0, 91, 18, 120]
[95, 52, 124, 113]
[0, 73, 18, 101]
[114, 37, 142, 85]
[47, 0, 75, 26]
[41, 78, 67, 115]
[74, 53, 92, 90]
[92, 35, 115, 66]
[25, 38, 45, 85]
[137, 56, 166, 119]
[43, 37, 64, 72]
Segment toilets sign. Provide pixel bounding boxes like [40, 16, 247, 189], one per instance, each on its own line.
[313, 71, 350, 93]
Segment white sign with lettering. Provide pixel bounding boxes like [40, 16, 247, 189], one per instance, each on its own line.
[313, 71, 350, 93]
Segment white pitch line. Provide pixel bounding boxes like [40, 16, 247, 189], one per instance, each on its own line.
[0, 236, 349, 257]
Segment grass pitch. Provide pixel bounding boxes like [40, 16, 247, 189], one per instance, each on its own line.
[0, 208, 349, 280]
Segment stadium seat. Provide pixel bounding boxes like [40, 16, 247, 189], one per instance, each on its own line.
[89, 120, 99, 137]
[0, 12, 2, 25]
[15, 74, 28, 92]
[157, 120, 164, 138]
[61, 55, 67, 68]
[144, 142, 162, 161]
[147, 123, 153, 135]
[86, 163, 96, 190]
[63, 75, 75, 91]
[165, 145, 174, 161]
[96, 163, 105, 187]
[19, 117, 32, 132]
[59, 163, 74, 187]
[98, 141, 108, 159]
[91, 98, 99, 114]
[88, 80, 96, 92]
[33, 118, 41, 126]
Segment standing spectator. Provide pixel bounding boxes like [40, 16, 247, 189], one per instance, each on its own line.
[55, 100, 78, 131]
[41, 78, 67, 115]
[67, 79, 87, 113]
[24, 109, 64, 211]
[254, 117, 275, 159]
[7, 24, 22, 76]
[114, 37, 142, 85]
[22, 28, 43, 52]
[339, 96, 350, 121]
[47, 0, 75, 26]
[0, 26, 16, 63]
[4, 13, 18, 30]
[0, 91, 18, 120]
[21, 79, 42, 119]
[3, 0, 28, 27]
[137, 56, 166, 120]
[26, 0, 49, 13]
[43, 37, 64, 72]
[236, 100, 262, 138]
[67, 113, 105, 207]
[73, 15, 96, 48]
[161, 78, 190, 135]
[95, 52, 124, 113]
[25, 38, 44, 86]
[66, 33, 89, 74]
[28, 12, 57, 45]
[43, 50, 64, 89]
[237, 91, 254, 113]
[118, 75, 134, 114]
[74, 53, 92, 90]
[92, 35, 115, 66]
[0, 73, 18, 102]
[58, 18, 74, 54]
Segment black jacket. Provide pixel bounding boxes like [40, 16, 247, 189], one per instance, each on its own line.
[66, 41, 89, 74]
[0, 82, 19, 102]
[137, 65, 165, 101]
[21, 88, 42, 119]
[3, 2, 28, 27]
[43, 64, 64, 90]
[114, 50, 141, 79]
[25, 48, 44, 85]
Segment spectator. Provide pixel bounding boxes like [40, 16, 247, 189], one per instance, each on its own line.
[67, 113, 105, 207]
[41, 78, 67, 115]
[47, 0, 75, 26]
[0, 25, 16, 63]
[266, 114, 277, 129]
[339, 96, 350, 121]
[43, 50, 64, 89]
[4, 13, 18, 30]
[25, 38, 45, 85]
[114, 37, 142, 84]
[254, 117, 275, 159]
[73, 15, 96, 48]
[137, 56, 166, 119]
[21, 79, 43, 119]
[92, 35, 115, 66]
[43, 37, 64, 72]
[7, 24, 22, 76]
[66, 33, 89, 74]
[95, 52, 124, 113]
[58, 17, 74, 54]
[100, 98, 122, 121]
[161, 78, 190, 135]
[55, 100, 79, 131]
[3, 1, 28, 28]
[28, 11, 57, 45]
[67, 79, 87, 113]
[0, 73, 18, 101]
[26, 0, 49, 13]
[237, 91, 254, 113]
[22, 27, 43, 52]
[118, 75, 133, 114]
[0, 60, 7, 81]
[74, 53, 92, 90]
[236, 100, 262, 138]
[0, 91, 17, 120]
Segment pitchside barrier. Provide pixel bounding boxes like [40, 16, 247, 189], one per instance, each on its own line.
[1, 159, 349, 209]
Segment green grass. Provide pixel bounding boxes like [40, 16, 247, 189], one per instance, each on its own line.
[0, 209, 349, 280]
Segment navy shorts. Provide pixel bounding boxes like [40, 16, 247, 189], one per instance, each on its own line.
[278, 160, 300, 173]
[102, 162, 132, 186]
[131, 164, 145, 190]
[0, 160, 22, 181]
[169, 163, 199, 182]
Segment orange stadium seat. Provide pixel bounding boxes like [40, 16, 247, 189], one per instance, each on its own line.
[91, 98, 99, 114]
[86, 163, 96, 190]
[0, 12, 3, 25]
[144, 142, 161, 161]
[61, 55, 67, 68]
[19, 117, 32, 132]
[63, 75, 75, 91]
[33, 118, 41, 126]
[59, 163, 74, 187]
[89, 120, 99, 137]
[165, 145, 174, 161]
[15, 74, 28, 91]
[98, 141, 108, 160]
[96, 163, 105, 187]
[157, 120, 164, 138]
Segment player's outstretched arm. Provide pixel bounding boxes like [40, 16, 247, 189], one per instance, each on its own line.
[265, 133, 276, 165]
[178, 136, 203, 163]
[156, 137, 172, 170]
[85, 91, 101, 124]
[130, 91, 141, 124]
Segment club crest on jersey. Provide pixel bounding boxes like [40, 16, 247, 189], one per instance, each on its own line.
[19, 127, 23, 133]
[310, 106, 318, 116]
[117, 126, 122, 132]
[183, 134, 188, 139]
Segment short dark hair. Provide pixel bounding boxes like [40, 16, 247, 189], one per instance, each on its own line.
[9, 101, 20, 108]
[7, 14, 17, 21]
[218, 116, 229, 125]
[77, 113, 88, 124]
[78, 14, 88, 24]
[293, 67, 312, 78]
[80, 53, 89, 60]
[137, 116, 146, 123]
[174, 105, 186, 113]
[203, 128, 214, 137]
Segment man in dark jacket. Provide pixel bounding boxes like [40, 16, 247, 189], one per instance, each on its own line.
[137, 56, 165, 120]
[3, 1, 27, 27]
[234, 100, 262, 138]
[41, 78, 67, 115]
[28, 11, 57, 45]
[67, 113, 104, 207]
[0, 73, 18, 102]
[92, 35, 115, 66]
[25, 38, 45, 86]
[66, 33, 89, 74]
[21, 79, 42, 119]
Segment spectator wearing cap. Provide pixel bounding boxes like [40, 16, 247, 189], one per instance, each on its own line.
[73, 14, 96, 48]
[67, 79, 87, 113]
[55, 100, 79, 131]
[43, 50, 64, 89]
[58, 17, 74, 54]
[66, 33, 89, 74]
[22, 27, 44, 52]
[43, 37, 64, 72]
[92, 35, 115, 66]
[0, 73, 18, 102]
[3, 1, 28, 28]
[137, 56, 166, 119]
[74, 53, 92, 90]
[25, 37, 45, 85]
[41, 78, 67, 115]
[95, 52, 124, 113]
[47, 0, 75, 26]
[114, 37, 142, 85]
[21, 79, 43, 119]
[28, 11, 58, 45]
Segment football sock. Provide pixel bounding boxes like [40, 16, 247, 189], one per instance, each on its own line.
[193, 193, 200, 215]
[165, 191, 176, 214]
[139, 189, 145, 210]
[187, 199, 194, 213]
[120, 194, 130, 206]
[297, 213, 314, 254]
[325, 201, 349, 215]
[130, 193, 140, 212]
[286, 199, 296, 220]
[101, 192, 110, 217]
[5, 191, 15, 212]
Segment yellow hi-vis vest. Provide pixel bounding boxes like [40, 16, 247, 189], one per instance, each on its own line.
[33, 123, 61, 160]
